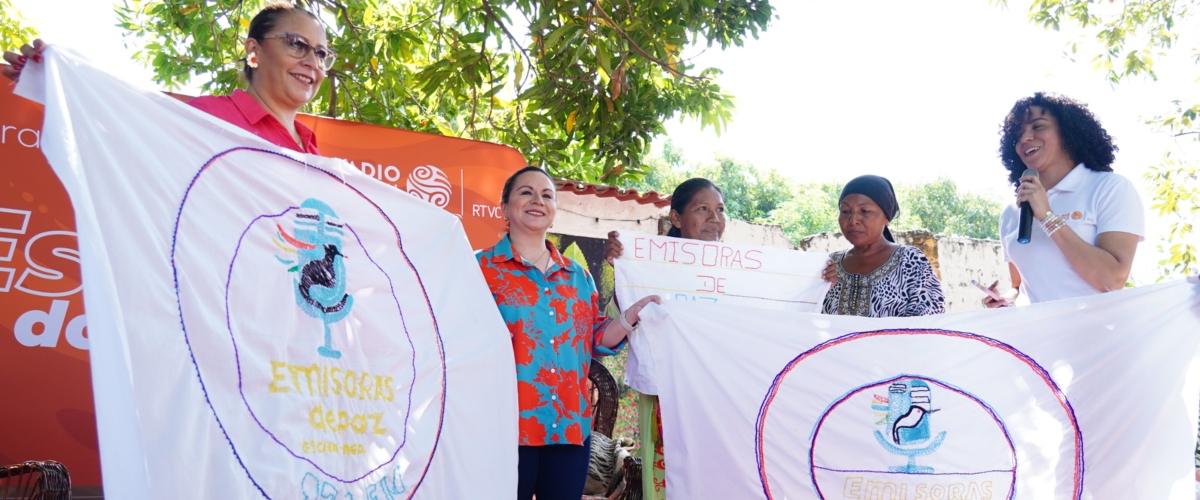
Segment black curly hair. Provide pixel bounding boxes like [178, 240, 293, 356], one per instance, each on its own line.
[997, 92, 1117, 187]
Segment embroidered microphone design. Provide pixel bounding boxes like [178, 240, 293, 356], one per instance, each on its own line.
[274, 198, 355, 359]
[871, 379, 946, 473]
[299, 244, 350, 314]
[892, 382, 935, 445]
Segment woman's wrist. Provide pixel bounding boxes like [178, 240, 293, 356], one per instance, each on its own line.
[618, 310, 638, 332]
[1031, 203, 1052, 221]
[1040, 211, 1067, 236]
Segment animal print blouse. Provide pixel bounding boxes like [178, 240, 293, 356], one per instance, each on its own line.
[822, 245, 946, 318]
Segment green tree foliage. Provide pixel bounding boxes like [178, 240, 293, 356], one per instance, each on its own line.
[891, 178, 1005, 240]
[1019, 0, 1181, 84]
[764, 183, 842, 243]
[635, 144, 795, 221]
[1010, 0, 1200, 278]
[1144, 153, 1199, 276]
[0, 0, 38, 49]
[115, 0, 774, 184]
[634, 143, 1002, 244]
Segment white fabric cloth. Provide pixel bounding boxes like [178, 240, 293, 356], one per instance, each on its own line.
[636, 280, 1200, 499]
[613, 232, 829, 394]
[15, 47, 517, 499]
[1000, 163, 1145, 304]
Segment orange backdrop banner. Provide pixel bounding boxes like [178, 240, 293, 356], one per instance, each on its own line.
[0, 84, 523, 488]
[294, 114, 524, 247]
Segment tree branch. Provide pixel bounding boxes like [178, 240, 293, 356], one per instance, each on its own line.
[468, 36, 485, 136]
[585, 0, 705, 81]
[328, 73, 338, 117]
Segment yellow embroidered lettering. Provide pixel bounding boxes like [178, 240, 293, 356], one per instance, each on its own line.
[843, 476, 863, 499]
[359, 372, 372, 401]
[370, 413, 386, 435]
[302, 364, 319, 396]
[309, 405, 326, 431]
[337, 411, 350, 432]
[269, 360, 290, 393]
[268, 360, 395, 403]
[351, 414, 367, 434]
[330, 367, 343, 395]
[866, 480, 904, 500]
[288, 364, 304, 393]
[344, 370, 357, 398]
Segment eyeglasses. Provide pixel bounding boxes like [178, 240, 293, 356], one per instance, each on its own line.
[258, 32, 336, 70]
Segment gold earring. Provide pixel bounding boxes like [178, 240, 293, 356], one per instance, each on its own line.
[247, 53, 259, 69]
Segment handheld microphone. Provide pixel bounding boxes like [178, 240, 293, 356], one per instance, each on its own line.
[1017, 168, 1038, 244]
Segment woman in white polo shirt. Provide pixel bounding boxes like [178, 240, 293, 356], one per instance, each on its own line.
[984, 92, 1144, 307]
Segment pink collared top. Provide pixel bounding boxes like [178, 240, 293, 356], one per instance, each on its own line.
[188, 89, 320, 155]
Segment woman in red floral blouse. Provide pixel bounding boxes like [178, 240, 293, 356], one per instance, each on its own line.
[478, 166, 659, 500]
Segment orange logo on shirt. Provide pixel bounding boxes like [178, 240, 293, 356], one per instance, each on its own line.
[1071, 211, 1083, 220]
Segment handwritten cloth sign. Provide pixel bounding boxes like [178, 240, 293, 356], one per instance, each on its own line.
[15, 47, 517, 499]
[635, 280, 1200, 499]
[613, 232, 830, 394]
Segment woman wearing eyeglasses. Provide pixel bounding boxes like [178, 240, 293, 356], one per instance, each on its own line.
[3, 2, 334, 154]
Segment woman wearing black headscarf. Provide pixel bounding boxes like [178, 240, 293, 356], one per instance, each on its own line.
[822, 175, 946, 317]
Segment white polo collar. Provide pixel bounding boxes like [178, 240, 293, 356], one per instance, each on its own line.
[1048, 163, 1088, 194]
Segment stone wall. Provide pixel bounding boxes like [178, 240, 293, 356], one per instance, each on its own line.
[554, 190, 667, 240]
[934, 235, 1010, 312]
[798, 231, 1008, 312]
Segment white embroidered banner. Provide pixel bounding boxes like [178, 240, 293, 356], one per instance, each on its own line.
[15, 47, 517, 499]
[614, 231, 829, 393]
[636, 280, 1200, 499]
[614, 231, 830, 310]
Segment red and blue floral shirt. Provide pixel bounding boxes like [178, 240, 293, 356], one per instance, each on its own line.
[478, 235, 621, 446]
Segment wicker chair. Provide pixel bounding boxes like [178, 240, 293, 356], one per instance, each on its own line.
[0, 461, 70, 500]
[618, 456, 642, 500]
[588, 358, 619, 438]
[584, 359, 646, 500]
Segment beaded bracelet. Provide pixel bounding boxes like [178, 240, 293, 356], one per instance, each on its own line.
[618, 311, 638, 332]
[1041, 211, 1066, 237]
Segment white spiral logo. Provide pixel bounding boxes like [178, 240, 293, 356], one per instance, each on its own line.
[405, 165, 452, 208]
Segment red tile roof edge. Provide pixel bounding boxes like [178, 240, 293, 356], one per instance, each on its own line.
[554, 179, 672, 208]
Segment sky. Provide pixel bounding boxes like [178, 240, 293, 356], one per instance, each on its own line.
[659, 0, 1199, 283]
[9, 0, 1198, 282]
[660, 0, 1194, 194]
